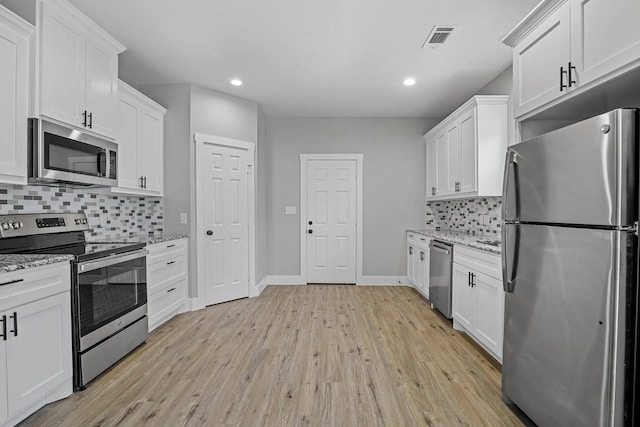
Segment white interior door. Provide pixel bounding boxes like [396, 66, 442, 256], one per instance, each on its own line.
[201, 143, 249, 305]
[306, 159, 356, 284]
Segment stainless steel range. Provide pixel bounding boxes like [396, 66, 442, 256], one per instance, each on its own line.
[0, 213, 148, 390]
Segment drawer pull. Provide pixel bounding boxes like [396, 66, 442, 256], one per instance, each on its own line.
[167, 287, 177, 293]
[166, 244, 176, 248]
[1, 315, 6, 341]
[166, 261, 176, 265]
[9, 312, 17, 337]
[0, 279, 23, 287]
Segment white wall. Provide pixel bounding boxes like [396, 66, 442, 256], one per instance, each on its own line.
[265, 117, 438, 277]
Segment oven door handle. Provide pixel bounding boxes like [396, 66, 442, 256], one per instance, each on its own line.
[78, 249, 148, 273]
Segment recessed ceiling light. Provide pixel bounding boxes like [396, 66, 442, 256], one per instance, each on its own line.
[230, 79, 243, 86]
[403, 78, 416, 87]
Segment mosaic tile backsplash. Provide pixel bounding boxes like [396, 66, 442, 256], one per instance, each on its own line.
[0, 184, 163, 241]
[426, 196, 502, 235]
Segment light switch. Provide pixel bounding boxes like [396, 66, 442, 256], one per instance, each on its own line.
[285, 206, 297, 215]
[179, 213, 188, 224]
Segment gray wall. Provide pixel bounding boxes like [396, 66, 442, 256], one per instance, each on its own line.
[476, 66, 513, 95]
[256, 108, 269, 283]
[266, 117, 438, 277]
[138, 83, 260, 299]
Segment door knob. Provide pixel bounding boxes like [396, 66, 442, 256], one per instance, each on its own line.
[308, 229, 313, 234]
[206, 230, 213, 236]
[308, 221, 313, 225]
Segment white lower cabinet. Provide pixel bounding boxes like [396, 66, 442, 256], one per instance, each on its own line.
[406, 233, 430, 299]
[0, 263, 72, 427]
[452, 245, 504, 363]
[147, 239, 188, 331]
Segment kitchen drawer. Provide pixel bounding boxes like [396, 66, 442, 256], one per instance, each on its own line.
[0, 263, 70, 312]
[147, 239, 187, 265]
[148, 279, 186, 330]
[453, 245, 501, 281]
[147, 254, 186, 296]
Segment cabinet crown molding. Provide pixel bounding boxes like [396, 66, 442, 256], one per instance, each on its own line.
[500, 0, 567, 47]
[119, 80, 167, 114]
[0, 4, 35, 36]
[423, 95, 510, 140]
[39, 0, 126, 53]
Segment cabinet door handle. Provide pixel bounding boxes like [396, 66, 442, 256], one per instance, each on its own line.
[82, 110, 87, 127]
[431, 187, 436, 196]
[560, 66, 568, 91]
[471, 273, 476, 287]
[167, 244, 176, 248]
[143, 176, 147, 188]
[0, 315, 6, 341]
[166, 260, 176, 265]
[468, 271, 471, 286]
[167, 287, 177, 293]
[409, 247, 413, 255]
[88, 112, 93, 129]
[420, 251, 424, 261]
[568, 62, 577, 87]
[9, 312, 17, 337]
[139, 176, 144, 188]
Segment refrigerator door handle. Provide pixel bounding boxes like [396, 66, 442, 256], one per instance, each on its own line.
[502, 223, 520, 293]
[502, 150, 520, 221]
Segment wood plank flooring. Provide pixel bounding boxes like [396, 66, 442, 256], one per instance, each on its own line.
[21, 285, 523, 426]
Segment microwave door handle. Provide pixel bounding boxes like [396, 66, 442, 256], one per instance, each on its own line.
[97, 152, 106, 177]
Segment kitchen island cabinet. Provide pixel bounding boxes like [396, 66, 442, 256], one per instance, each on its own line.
[0, 262, 72, 427]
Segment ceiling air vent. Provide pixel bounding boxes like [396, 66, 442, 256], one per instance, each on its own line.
[422, 26, 456, 49]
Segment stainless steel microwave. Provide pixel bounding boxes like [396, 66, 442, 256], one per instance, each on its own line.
[28, 118, 117, 187]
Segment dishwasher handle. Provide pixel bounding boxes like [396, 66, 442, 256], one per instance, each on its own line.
[429, 243, 451, 255]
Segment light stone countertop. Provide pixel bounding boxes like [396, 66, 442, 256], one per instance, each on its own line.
[0, 254, 73, 274]
[89, 234, 189, 245]
[407, 229, 501, 254]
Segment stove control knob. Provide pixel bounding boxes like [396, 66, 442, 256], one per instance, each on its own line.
[1, 222, 9, 230]
[12, 222, 20, 229]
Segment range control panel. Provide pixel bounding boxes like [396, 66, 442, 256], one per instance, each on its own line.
[0, 213, 90, 238]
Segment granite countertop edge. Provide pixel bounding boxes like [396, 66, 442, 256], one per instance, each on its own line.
[0, 254, 74, 274]
[87, 234, 190, 245]
[406, 229, 501, 255]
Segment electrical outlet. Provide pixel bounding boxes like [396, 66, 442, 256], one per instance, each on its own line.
[179, 213, 188, 224]
[285, 206, 297, 215]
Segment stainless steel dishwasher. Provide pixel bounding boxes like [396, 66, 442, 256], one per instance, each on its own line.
[429, 240, 453, 319]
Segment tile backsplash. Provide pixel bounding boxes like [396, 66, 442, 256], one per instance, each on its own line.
[426, 196, 502, 235]
[0, 184, 163, 241]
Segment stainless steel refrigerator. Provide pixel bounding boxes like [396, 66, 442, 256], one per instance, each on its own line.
[502, 109, 639, 426]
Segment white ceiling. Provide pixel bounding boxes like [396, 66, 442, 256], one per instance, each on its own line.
[2, 0, 539, 118]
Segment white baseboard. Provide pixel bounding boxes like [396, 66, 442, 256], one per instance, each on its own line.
[264, 275, 305, 285]
[186, 297, 205, 312]
[256, 276, 269, 295]
[357, 276, 410, 286]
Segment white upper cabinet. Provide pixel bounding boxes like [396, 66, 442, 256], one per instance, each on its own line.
[503, 0, 640, 119]
[38, 0, 124, 139]
[424, 95, 509, 201]
[511, 3, 571, 119]
[570, 0, 640, 87]
[112, 81, 166, 197]
[0, 6, 32, 185]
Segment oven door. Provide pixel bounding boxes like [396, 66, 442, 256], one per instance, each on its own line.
[75, 249, 148, 352]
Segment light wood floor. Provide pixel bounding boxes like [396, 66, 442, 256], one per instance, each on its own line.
[22, 285, 523, 426]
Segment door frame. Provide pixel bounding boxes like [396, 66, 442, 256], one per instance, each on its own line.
[300, 154, 363, 284]
[194, 133, 257, 305]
